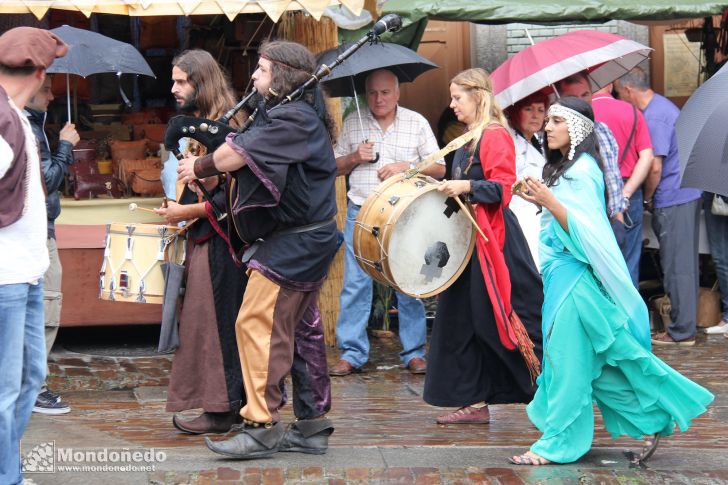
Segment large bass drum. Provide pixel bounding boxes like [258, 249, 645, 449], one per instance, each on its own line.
[353, 173, 476, 298]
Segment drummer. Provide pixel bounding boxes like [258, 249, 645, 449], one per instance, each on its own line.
[330, 68, 445, 377]
[154, 50, 249, 435]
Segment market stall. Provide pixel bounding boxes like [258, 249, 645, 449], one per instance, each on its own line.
[56, 197, 167, 326]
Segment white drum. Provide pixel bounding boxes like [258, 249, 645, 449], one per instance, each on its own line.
[99, 223, 185, 304]
[353, 173, 476, 298]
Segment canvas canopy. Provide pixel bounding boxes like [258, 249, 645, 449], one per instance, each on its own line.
[382, 0, 726, 28]
[0, 0, 363, 22]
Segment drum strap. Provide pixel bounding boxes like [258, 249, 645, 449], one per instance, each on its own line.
[406, 130, 479, 177]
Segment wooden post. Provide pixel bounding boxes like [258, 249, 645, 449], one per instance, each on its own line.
[278, 13, 345, 347]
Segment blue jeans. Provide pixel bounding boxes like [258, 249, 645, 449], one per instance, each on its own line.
[622, 188, 643, 287]
[704, 193, 728, 321]
[0, 282, 46, 485]
[336, 201, 426, 368]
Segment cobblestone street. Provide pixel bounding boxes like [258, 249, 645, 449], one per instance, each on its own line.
[22, 330, 728, 484]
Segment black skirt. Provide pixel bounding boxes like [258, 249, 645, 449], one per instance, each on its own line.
[424, 209, 543, 407]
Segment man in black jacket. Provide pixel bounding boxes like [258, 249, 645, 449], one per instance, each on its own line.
[25, 74, 79, 415]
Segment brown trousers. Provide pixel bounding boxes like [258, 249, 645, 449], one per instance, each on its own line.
[235, 270, 314, 424]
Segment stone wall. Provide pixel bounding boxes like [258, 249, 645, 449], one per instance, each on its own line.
[472, 21, 650, 75]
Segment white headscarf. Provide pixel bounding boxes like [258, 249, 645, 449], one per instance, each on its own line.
[547, 103, 594, 161]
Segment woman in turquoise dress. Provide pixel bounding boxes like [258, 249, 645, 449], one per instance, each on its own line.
[509, 96, 713, 465]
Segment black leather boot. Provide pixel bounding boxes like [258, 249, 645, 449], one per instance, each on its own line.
[278, 418, 334, 455]
[172, 412, 242, 434]
[204, 422, 284, 459]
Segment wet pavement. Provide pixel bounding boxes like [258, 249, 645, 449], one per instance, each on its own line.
[21, 330, 728, 484]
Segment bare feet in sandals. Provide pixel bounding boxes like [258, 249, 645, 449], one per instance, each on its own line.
[508, 450, 551, 466]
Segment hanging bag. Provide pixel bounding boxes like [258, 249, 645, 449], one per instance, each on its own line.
[711, 194, 728, 216]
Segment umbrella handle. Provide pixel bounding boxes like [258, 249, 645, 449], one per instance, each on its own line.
[368, 152, 380, 164]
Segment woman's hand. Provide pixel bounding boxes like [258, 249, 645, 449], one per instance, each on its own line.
[437, 180, 471, 197]
[513, 176, 556, 209]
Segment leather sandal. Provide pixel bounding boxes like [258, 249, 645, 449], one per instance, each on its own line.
[436, 404, 490, 424]
[638, 433, 660, 463]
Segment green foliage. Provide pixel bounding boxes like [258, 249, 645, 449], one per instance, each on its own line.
[369, 281, 394, 331]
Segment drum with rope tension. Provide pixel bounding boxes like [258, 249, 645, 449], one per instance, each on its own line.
[99, 223, 185, 304]
[353, 173, 476, 298]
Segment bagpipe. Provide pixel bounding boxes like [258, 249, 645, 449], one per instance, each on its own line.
[163, 14, 403, 217]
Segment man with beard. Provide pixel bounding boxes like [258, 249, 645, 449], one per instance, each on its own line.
[177, 40, 338, 459]
[162, 49, 333, 439]
[156, 49, 248, 434]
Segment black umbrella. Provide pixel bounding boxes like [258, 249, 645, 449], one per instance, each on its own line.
[47, 25, 155, 121]
[677, 62, 728, 196]
[316, 42, 437, 160]
[317, 42, 438, 97]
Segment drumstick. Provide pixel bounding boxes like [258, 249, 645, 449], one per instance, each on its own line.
[128, 203, 158, 215]
[453, 196, 489, 243]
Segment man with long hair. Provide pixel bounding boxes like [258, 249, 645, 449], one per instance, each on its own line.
[156, 49, 248, 434]
[177, 40, 338, 459]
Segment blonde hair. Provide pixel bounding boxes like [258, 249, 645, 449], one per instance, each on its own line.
[450, 68, 508, 154]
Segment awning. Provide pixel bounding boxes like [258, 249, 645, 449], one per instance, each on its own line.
[0, 0, 364, 22]
[382, 0, 726, 28]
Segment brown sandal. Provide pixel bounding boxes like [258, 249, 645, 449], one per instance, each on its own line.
[436, 404, 490, 424]
[508, 451, 551, 466]
[638, 433, 660, 463]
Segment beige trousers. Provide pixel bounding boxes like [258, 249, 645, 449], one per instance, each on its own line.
[42, 237, 62, 389]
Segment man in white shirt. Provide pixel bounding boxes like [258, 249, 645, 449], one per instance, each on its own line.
[331, 69, 445, 376]
[0, 26, 68, 485]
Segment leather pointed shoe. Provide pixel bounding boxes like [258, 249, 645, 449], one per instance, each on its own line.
[329, 359, 360, 376]
[406, 357, 427, 374]
[173, 412, 242, 434]
[205, 422, 284, 459]
[279, 418, 334, 455]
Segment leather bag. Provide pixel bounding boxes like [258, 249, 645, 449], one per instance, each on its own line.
[129, 168, 164, 196]
[69, 167, 123, 200]
[109, 139, 147, 175]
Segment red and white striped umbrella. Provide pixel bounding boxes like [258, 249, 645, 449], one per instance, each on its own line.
[492, 30, 651, 108]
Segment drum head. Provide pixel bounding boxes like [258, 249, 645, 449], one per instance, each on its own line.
[387, 191, 475, 297]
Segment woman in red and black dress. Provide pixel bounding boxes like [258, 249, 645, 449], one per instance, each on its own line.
[425, 68, 543, 424]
